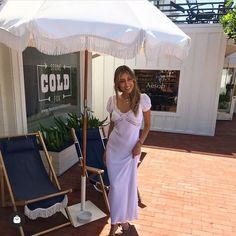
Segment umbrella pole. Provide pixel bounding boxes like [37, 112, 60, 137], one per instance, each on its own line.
[83, 50, 88, 178]
[80, 175, 86, 211]
[81, 50, 88, 211]
[65, 50, 106, 227]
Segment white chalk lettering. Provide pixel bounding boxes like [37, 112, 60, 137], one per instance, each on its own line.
[49, 74, 56, 92]
[40, 74, 70, 93]
[146, 82, 160, 89]
[41, 74, 48, 93]
[56, 74, 63, 91]
[63, 74, 69, 90]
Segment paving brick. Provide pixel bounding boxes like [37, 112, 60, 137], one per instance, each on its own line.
[1, 115, 236, 235]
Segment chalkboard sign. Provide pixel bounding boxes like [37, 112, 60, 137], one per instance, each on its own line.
[134, 70, 180, 112]
[22, 48, 80, 132]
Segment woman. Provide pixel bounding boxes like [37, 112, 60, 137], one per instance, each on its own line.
[104, 65, 151, 235]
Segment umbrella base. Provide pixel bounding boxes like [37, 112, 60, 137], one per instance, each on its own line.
[62, 200, 107, 227]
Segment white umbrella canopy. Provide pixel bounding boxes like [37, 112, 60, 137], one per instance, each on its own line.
[0, 0, 191, 218]
[0, 0, 191, 175]
[0, 0, 190, 61]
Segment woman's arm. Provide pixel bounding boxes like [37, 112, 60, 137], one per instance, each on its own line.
[132, 109, 151, 157]
[107, 114, 114, 138]
[103, 114, 114, 165]
[138, 110, 151, 144]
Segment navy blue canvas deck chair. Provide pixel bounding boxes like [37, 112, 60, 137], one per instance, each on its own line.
[0, 131, 72, 236]
[71, 127, 110, 212]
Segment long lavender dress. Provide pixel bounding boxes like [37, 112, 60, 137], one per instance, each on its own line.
[106, 93, 151, 224]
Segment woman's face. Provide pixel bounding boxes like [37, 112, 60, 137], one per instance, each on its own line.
[118, 72, 134, 94]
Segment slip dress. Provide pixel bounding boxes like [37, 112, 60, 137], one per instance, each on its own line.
[106, 93, 151, 224]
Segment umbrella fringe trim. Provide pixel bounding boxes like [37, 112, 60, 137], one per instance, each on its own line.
[30, 32, 145, 58]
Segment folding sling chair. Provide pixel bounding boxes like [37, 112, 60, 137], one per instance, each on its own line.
[0, 131, 72, 236]
[71, 127, 110, 212]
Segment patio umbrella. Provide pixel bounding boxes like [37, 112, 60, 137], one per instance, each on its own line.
[0, 0, 191, 222]
[0, 0, 190, 60]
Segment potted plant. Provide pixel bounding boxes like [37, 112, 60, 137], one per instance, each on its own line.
[218, 92, 231, 110]
[39, 111, 107, 176]
[40, 113, 79, 151]
[80, 109, 108, 128]
[39, 113, 79, 176]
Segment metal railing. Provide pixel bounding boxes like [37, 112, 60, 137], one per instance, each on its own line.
[149, 1, 233, 24]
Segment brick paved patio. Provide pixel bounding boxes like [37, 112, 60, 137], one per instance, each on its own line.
[1, 116, 236, 235]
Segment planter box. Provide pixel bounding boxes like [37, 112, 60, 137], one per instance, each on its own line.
[40, 144, 79, 176]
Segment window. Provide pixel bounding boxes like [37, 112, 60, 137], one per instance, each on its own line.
[218, 68, 235, 112]
[23, 48, 81, 131]
[135, 69, 180, 112]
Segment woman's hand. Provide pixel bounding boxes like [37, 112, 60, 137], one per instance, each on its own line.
[132, 141, 142, 158]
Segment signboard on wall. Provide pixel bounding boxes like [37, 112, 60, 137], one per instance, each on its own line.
[37, 64, 72, 104]
[24, 63, 78, 117]
[134, 69, 180, 112]
[22, 47, 80, 132]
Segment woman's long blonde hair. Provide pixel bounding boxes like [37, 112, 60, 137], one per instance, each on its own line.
[114, 65, 141, 116]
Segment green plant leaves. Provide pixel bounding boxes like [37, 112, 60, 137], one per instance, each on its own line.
[220, 0, 236, 43]
[79, 110, 108, 128]
[39, 111, 108, 151]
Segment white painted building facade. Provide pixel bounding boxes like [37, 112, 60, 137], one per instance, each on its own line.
[0, 24, 231, 136]
[92, 24, 227, 136]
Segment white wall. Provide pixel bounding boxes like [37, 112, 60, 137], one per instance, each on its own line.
[0, 43, 27, 136]
[0, 43, 15, 136]
[0, 45, 91, 136]
[92, 24, 227, 136]
[0, 43, 9, 135]
[0, 24, 227, 136]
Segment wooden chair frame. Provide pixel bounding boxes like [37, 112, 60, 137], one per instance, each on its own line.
[0, 131, 73, 236]
[71, 128, 110, 212]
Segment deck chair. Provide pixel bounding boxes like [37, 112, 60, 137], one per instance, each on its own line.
[71, 127, 110, 212]
[0, 131, 72, 236]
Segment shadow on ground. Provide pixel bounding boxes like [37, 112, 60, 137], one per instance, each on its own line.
[144, 115, 236, 158]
